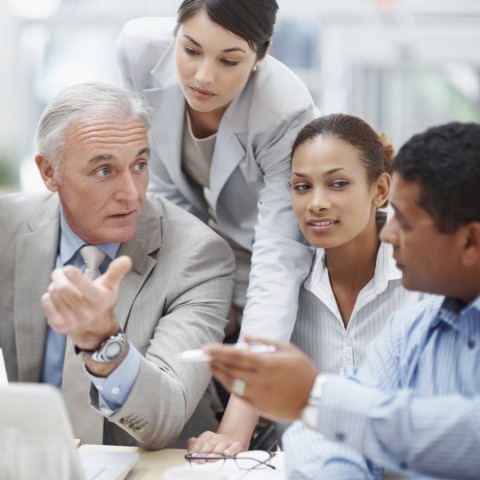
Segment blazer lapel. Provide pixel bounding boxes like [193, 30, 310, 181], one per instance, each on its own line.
[114, 198, 162, 329]
[15, 195, 59, 381]
[209, 120, 245, 209]
[144, 85, 206, 209]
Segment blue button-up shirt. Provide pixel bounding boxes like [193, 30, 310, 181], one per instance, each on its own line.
[284, 295, 480, 479]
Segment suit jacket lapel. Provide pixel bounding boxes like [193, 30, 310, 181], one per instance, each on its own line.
[145, 43, 206, 209]
[144, 85, 206, 209]
[15, 195, 59, 381]
[114, 198, 162, 329]
[208, 78, 251, 209]
[209, 120, 245, 208]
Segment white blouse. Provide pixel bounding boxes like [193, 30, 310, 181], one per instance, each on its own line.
[291, 241, 428, 373]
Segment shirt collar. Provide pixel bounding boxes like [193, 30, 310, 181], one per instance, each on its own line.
[304, 241, 401, 293]
[431, 295, 480, 330]
[373, 241, 402, 293]
[59, 208, 121, 266]
[303, 248, 327, 292]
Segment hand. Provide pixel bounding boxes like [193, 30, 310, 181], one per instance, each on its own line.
[187, 431, 248, 456]
[207, 336, 319, 421]
[41, 255, 132, 349]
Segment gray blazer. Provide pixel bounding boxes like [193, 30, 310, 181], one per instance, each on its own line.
[117, 18, 317, 340]
[0, 192, 235, 449]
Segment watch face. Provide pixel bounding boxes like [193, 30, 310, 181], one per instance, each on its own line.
[105, 341, 123, 360]
[85, 332, 126, 362]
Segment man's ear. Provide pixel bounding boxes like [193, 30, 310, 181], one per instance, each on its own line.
[462, 221, 480, 268]
[35, 154, 59, 192]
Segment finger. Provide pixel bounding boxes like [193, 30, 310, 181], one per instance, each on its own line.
[206, 346, 261, 372]
[208, 361, 246, 384]
[99, 256, 132, 292]
[43, 282, 80, 330]
[41, 291, 66, 331]
[50, 269, 109, 321]
[223, 442, 245, 456]
[211, 440, 232, 455]
[187, 431, 215, 453]
[243, 335, 291, 352]
[186, 437, 198, 452]
[51, 267, 97, 310]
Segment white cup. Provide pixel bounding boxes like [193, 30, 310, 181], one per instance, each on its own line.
[163, 467, 228, 480]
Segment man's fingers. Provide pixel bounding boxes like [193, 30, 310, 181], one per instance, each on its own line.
[243, 335, 293, 352]
[206, 346, 262, 372]
[99, 255, 132, 291]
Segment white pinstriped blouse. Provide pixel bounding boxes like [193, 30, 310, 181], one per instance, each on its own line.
[291, 241, 427, 374]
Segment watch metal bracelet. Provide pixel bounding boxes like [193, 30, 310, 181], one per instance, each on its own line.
[74, 331, 126, 363]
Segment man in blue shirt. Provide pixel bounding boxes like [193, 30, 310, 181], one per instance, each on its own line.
[0, 82, 235, 449]
[207, 121, 480, 479]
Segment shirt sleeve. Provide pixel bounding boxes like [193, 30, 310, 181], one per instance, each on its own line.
[315, 376, 480, 479]
[283, 421, 381, 480]
[241, 104, 317, 342]
[305, 309, 480, 480]
[87, 342, 141, 412]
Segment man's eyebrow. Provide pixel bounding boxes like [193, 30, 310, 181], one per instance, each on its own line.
[88, 154, 117, 165]
[390, 201, 407, 222]
[137, 147, 151, 157]
[182, 34, 247, 54]
[87, 147, 150, 165]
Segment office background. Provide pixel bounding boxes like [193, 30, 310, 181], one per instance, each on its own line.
[1, 0, 479, 192]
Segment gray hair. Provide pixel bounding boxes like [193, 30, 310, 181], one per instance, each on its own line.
[35, 81, 152, 178]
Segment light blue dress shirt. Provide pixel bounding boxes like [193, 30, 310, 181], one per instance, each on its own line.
[41, 210, 141, 410]
[284, 295, 480, 480]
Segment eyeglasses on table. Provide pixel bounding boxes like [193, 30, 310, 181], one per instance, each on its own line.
[185, 450, 276, 472]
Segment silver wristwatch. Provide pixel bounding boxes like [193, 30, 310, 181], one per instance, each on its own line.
[74, 331, 127, 362]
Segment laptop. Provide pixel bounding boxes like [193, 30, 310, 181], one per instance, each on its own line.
[0, 382, 138, 480]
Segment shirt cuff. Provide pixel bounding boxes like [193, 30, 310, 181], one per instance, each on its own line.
[316, 375, 378, 451]
[87, 342, 141, 412]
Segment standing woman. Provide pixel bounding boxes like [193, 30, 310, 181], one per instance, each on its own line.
[117, 0, 317, 448]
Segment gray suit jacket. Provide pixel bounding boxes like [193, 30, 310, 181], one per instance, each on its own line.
[117, 18, 317, 341]
[0, 191, 235, 449]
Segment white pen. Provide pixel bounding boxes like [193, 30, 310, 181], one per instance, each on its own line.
[178, 342, 276, 362]
[0, 348, 8, 386]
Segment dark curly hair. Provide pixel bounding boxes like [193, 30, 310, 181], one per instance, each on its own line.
[392, 122, 480, 233]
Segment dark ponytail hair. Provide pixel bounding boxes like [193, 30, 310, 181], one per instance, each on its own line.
[292, 113, 394, 182]
[176, 0, 278, 58]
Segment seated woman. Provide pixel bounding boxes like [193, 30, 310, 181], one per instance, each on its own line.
[289, 114, 429, 374]
[191, 113, 429, 455]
